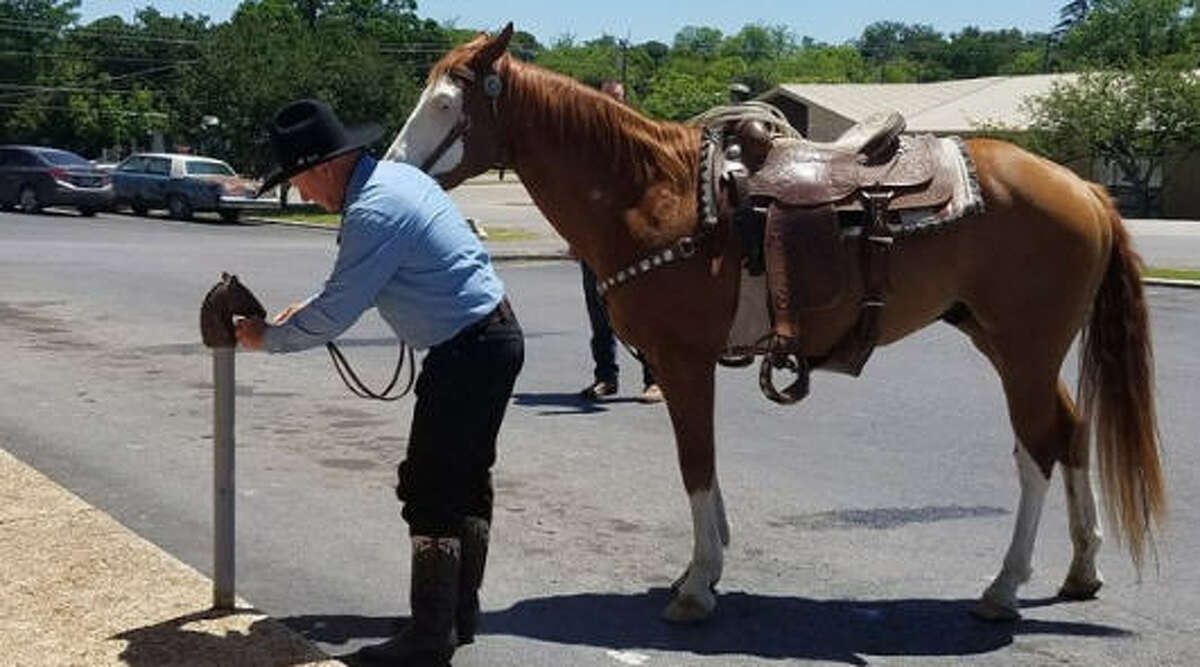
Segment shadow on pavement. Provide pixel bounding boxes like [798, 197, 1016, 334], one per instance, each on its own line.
[281, 588, 1131, 665]
[114, 607, 334, 666]
[513, 391, 611, 414]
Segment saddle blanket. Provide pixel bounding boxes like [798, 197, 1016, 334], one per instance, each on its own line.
[724, 136, 984, 355]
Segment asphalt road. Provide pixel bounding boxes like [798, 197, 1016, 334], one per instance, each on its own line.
[1, 209, 1198, 666]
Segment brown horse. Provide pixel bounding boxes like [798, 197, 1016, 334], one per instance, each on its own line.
[385, 24, 1166, 623]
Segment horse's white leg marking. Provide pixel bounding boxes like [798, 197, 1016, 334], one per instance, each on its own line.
[714, 476, 730, 547]
[1060, 462, 1104, 598]
[663, 487, 723, 623]
[975, 442, 1050, 620]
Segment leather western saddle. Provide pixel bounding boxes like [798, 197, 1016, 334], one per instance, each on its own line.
[717, 111, 954, 404]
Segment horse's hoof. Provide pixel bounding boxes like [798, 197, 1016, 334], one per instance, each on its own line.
[661, 590, 716, 624]
[971, 597, 1021, 622]
[1058, 575, 1103, 600]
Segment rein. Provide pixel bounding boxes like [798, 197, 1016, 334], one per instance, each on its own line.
[326, 340, 415, 401]
[328, 63, 506, 402]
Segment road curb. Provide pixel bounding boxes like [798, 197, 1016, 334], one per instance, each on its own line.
[1143, 277, 1200, 289]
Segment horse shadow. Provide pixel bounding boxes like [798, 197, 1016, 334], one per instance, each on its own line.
[281, 588, 1131, 665]
[512, 391, 642, 415]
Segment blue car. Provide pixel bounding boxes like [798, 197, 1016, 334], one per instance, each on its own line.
[111, 152, 278, 222]
[0, 145, 115, 216]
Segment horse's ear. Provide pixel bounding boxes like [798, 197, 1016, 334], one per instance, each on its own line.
[476, 22, 513, 68]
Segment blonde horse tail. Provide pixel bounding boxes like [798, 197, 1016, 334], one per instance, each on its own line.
[1078, 183, 1166, 571]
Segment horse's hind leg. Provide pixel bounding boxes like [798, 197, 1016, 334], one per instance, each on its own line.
[954, 320, 1077, 620]
[1059, 401, 1104, 600]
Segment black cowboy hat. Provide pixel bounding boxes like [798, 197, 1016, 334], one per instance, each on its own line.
[257, 99, 383, 196]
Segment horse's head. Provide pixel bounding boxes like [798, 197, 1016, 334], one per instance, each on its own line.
[385, 23, 514, 189]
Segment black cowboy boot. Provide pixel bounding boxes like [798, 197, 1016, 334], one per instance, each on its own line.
[456, 517, 490, 645]
[358, 536, 461, 666]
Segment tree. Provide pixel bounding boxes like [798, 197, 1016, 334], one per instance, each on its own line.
[0, 0, 80, 93]
[1025, 66, 1200, 214]
[672, 25, 723, 58]
[640, 68, 727, 120]
[856, 21, 950, 81]
[719, 24, 794, 62]
[1055, 0, 1095, 39]
[168, 0, 446, 172]
[940, 27, 1047, 78]
[1056, 0, 1199, 67]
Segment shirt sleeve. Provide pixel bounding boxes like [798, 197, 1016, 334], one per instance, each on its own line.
[263, 208, 408, 353]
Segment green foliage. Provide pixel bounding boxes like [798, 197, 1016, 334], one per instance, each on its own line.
[1055, 0, 1199, 68]
[640, 68, 728, 120]
[1024, 66, 1200, 213]
[673, 25, 723, 57]
[5, 0, 1200, 170]
[176, 0, 431, 172]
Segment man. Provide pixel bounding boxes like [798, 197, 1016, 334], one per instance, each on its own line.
[236, 99, 523, 666]
[577, 80, 663, 404]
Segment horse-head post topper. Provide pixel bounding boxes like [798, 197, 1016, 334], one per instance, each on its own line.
[387, 26, 1166, 625]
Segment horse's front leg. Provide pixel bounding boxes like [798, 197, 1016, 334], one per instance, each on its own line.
[656, 355, 729, 623]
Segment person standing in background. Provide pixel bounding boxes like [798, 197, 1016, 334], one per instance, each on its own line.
[575, 81, 663, 404]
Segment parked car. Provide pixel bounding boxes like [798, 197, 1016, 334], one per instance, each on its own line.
[0, 145, 115, 216]
[111, 153, 277, 222]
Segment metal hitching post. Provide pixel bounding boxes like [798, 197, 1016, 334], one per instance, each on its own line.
[200, 273, 265, 610]
[212, 345, 236, 609]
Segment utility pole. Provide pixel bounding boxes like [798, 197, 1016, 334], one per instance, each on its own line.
[619, 35, 629, 85]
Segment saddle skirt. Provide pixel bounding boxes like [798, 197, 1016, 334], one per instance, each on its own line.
[724, 135, 984, 359]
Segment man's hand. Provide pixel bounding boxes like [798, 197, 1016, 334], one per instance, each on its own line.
[235, 317, 267, 351]
[273, 301, 306, 325]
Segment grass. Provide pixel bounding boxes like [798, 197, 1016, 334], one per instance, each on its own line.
[260, 210, 540, 242]
[263, 210, 341, 227]
[478, 227, 538, 242]
[1145, 266, 1200, 281]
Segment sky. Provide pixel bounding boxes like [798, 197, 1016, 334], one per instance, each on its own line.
[77, 1, 1064, 45]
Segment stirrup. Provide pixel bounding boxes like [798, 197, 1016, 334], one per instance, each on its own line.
[758, 339, 810, 404]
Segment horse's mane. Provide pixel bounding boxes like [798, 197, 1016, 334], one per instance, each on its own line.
[430, 37, 698, 187]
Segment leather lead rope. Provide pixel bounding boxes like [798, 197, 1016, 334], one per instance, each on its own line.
[326, 341, 416, 401]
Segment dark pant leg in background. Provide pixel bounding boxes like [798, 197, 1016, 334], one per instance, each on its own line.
[580, 262, 618, 384]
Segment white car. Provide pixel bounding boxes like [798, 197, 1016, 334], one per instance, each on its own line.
[111, 153, 278, 222]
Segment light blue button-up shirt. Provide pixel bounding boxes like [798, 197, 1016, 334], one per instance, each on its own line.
[263, 155, 504, 352]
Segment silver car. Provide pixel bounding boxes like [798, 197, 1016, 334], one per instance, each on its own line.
[0, 145, 115, 216]
[111, 153, 278, 222]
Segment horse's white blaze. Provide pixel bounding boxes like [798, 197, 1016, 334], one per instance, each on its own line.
[384, 74, 465, 174]
[1063, 461, 1103, 587]
[981, 442, 1050, 613]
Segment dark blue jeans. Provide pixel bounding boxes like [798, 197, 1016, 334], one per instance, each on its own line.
[397, 300, 524, 536]
[581, 262, 655, 386]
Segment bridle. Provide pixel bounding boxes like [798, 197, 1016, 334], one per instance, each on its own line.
[418, 63, 506, 175]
